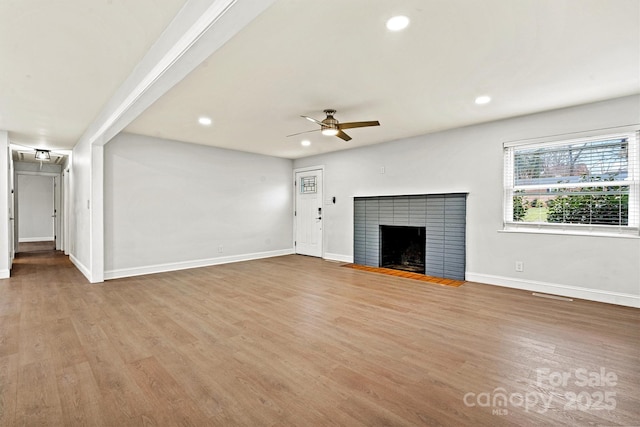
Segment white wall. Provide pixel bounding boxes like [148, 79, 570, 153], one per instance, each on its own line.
[294, 95, 640, 307]
[103, 133, 293, 278]
[70, 137, 92, 279]
[13, 161, 62, 174]
[17, 174, 54, 242]
[0, 131, 9, 278]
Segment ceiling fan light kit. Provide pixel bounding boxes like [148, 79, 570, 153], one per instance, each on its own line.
[321, 128, 339, 136]
[290, 109, 380, 142]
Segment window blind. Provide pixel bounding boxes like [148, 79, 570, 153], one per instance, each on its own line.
[504, 131, 639, 234]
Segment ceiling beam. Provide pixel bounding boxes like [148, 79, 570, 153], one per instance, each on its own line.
[78, 0, 278, 148]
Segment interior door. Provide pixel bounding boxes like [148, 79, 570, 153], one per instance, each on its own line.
[54, 175, 61, 250]
[7, 147, 15, 268]
[295, 169, 323, 257]
[63, 169, 69, 254]
[9, 185, 15, 265]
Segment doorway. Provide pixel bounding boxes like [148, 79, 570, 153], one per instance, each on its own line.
[294, 167, 323, 257]
[15, 172, 60, 253]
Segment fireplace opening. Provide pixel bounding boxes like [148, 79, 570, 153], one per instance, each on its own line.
[380, 225, 426, 274]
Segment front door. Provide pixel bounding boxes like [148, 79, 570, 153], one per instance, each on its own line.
[295, 168, 323, 257]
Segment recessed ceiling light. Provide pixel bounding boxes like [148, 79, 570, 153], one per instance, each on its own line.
[386, 15, 410, 31]
[301, 140, 311, 147]
[475, 95, 492, 105]
[198, 116, 212, 126]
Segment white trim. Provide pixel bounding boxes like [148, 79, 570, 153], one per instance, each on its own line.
[324, 252, 353, 263]
[90, 146, 104, 283]
[70, 253, 92, 283]
[0, 269, 9, 279]
[500, 225, 640, 239]
[503, 124, 640, 148]
[19, 237, 54, 243]
[466, 272, 640, 308]
[14, 171, 60, 177]
[293, 165, 326, 173]
[63, 166, 71, 255]
[14, 171, 61, 251]
[503, 129, 639, 231]
[104, 248, 294, 280]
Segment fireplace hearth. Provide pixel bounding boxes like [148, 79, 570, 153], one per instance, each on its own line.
[380, 225, 426, 274]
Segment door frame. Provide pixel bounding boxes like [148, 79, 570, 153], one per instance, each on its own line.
[293, 165, 325, 258]
[63, 167, 70, 255]
[7, 147, 15, 268]
[14, 170, 63, 252]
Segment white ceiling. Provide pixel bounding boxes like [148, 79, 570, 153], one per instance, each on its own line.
[0, 0, 188, 151]
[3, 0, 639, 160]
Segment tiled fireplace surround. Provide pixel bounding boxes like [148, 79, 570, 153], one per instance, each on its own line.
[354, 193, 467, 281]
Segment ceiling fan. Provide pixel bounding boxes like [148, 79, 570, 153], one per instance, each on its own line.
[288, 109, 380, 141]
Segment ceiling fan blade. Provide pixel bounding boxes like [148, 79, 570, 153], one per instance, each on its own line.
[338, 120, 380, 130]
[300, 115, 325, 126]
[336, 130, 352, 141]
[286, 129, 321, 137]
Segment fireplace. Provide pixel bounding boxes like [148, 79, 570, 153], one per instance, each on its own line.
[354, 194, 466, 280]
[380, 225, 426, 274]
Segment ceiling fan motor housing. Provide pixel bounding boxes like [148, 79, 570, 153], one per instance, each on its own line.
[321, 109, 338, 129]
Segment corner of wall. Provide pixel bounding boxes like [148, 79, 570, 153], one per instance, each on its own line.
[69, 253, 92, 283]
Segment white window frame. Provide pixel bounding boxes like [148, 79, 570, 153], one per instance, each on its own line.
[503, 127, 639, 237]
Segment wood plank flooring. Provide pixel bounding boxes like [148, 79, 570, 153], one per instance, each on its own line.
[17, 241, 56, 253]
[1, 251, 639, 426]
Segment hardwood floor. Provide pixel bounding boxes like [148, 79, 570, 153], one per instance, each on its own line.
[1, 251, 638, 426]
[16, 240, 56, 253]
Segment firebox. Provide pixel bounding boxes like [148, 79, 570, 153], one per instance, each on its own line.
[380, 225, 426, 274]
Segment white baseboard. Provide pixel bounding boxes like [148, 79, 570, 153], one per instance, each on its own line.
[19, 237, 54, 243]
[466, 272, 640, 308]
[104, 248, 295, 280]
[69, 253, 92, 283]
[0, 269, 9, 279]
[324, 252, 353, 263]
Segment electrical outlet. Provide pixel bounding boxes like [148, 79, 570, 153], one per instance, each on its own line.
[218, 245, 224, 253]
[515, 261, 524, 272]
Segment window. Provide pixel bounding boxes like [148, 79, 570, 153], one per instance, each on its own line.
[504, 131, 639, 235]
[300, 176, 317, 194]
